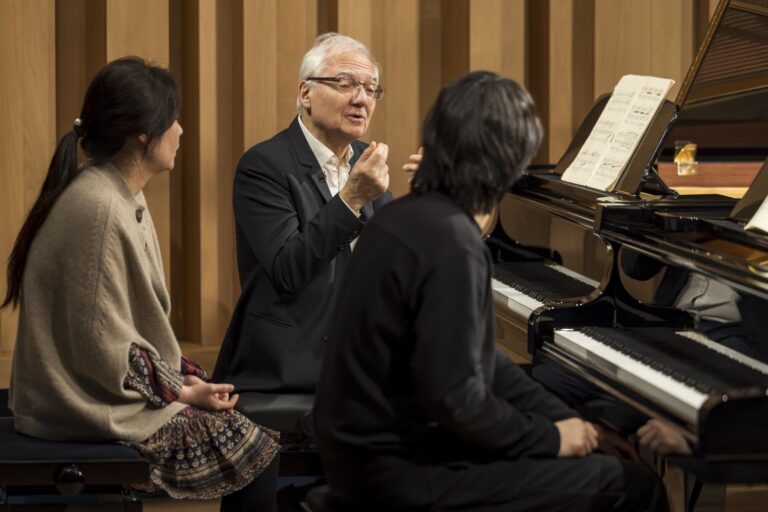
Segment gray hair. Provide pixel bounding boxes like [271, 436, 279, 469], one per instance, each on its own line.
[296, 32, 381, 113]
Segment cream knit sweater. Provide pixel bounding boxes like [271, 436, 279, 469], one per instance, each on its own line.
[10, 163, 186, 442]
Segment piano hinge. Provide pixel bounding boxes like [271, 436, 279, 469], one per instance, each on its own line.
[641, 166, 678, 198]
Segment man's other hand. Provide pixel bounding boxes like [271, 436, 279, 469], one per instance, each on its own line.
[637, 418, 692, 455]
[402, 146, 423, 176]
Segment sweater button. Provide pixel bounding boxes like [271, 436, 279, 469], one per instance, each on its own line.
[323, 335, 329, 342]
[135, 209, 143, 223]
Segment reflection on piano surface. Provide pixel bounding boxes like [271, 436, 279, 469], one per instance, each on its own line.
[489, 0, 768, 458]
[488, 192, 612, 363]
[552, 326, 768, 427]
[492, 262, 597, 318]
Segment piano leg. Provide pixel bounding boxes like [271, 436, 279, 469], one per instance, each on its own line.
[663, 462, 688, 512]
[658, 457, 726, 512]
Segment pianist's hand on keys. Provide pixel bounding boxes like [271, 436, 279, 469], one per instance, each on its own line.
[555, 417, 599, 457]
[637, 418, 692, 455]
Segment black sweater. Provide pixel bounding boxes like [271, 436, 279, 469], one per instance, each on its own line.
[314, 192, 576, 485]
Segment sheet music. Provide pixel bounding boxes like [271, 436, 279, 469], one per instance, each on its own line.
[745, 195, 768, 234]
[561, 75, 675, 191]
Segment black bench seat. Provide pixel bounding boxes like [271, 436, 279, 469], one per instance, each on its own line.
[0, 417, 149, 511]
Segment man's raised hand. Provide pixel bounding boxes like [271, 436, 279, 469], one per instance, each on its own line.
[340, 141, 390, 212]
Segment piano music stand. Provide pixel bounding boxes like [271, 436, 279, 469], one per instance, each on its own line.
[551, 93, 680, 199]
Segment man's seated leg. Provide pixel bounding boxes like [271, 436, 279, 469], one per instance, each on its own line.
[532, 359, 647, 434]
[330, 453, 665, 512]
[425, 454, 666, 512]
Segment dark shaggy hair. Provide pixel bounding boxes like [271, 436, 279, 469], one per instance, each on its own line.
[411, 71, 543, 215]
[2, 56, 181, 309]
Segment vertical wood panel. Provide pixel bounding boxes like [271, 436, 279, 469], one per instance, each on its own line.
[546, 0, 595, 163]
[318, 0, 339, 33]
[440, 0, 469, 84]
[650, 0, 695, 99]
[596, 0, 695, 99]
[56, 0, 106, 140]
[0, 0, 55, 384]
[419, 0, 443, 124]
[528, 0, 550, 162]
[0, 0, 725, 385]
[469, 0, 526, 83]
[547, 0, 576, 162]
[377, 0, 420, 197]
[200, 0, 232, 346]
[174, 0, 201, 344]
[338, 0, 373, 49]
[277, 0, 319, 129]
[595, 0, 651, 97]
[184, 0, 226, 346]
[242, 0, 279, 149]
[240, 0, 317, 155]
[178, 0, 318, 346]
[105, 0, 173, 294]
[338, 0, 420, 197]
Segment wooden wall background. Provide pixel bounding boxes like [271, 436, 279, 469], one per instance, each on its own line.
[0, 0, 720, 386]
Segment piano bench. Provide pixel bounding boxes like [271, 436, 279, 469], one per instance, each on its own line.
[304, 485, 430, 512]
[0, 418, 149, 511]
[235, 392, 323, 476]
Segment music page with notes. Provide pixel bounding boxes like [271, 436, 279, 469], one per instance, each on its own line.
[561, 75, 674, 191]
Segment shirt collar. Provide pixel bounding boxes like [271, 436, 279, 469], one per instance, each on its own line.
[297, 115, 354, 168]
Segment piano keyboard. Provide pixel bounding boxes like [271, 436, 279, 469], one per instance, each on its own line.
[553, 327, 768, 425]
[491, 262, 598, 317]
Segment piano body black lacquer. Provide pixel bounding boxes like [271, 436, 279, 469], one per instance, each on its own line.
[489, 0, 768, 459]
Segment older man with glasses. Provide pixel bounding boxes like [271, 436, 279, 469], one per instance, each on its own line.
[213, 33, 391, 396]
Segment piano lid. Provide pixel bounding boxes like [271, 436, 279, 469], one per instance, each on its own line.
[508, 0, 768, 223]
[664, 0, 768, 161]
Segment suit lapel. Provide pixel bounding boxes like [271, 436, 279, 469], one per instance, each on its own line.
[311, 171, 332, 203]
[287, 118, 332, 203]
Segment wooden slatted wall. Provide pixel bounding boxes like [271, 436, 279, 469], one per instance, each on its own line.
[0, 0, 718, 385]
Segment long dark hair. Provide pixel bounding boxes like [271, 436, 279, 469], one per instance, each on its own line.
[2, 56, 181, 309]
[411, 71, 543, 215]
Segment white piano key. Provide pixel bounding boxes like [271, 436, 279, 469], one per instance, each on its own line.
[675, 330, 768, 376]
[554, 329, 708, 425]
[491, 277, 543, 317]
[545, 264, 599, 288]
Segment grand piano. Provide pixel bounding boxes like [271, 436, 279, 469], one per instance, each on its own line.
[490, 0, 768, 459]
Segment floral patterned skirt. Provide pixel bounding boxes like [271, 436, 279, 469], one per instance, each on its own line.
[126, 407, 280, 499]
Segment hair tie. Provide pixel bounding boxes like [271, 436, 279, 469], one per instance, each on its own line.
[73, 118, 85, 137]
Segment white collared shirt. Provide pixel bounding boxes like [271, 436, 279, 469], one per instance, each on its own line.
[297, 115, 361, 249]
[297, 115, 355, 201]
[674, 273, 742, 323]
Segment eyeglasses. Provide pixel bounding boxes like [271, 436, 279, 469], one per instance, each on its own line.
[306, 75, 385, 100]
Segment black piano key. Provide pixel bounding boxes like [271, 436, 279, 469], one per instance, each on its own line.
[580, 327, 768, 394]
[493, 262, 595, 301]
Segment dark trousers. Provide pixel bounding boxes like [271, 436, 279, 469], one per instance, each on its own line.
[220, 454, 280, 512]
[330, 453, 667, 512]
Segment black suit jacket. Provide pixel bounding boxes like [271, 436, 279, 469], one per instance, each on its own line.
[212, 118, 391, 392]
